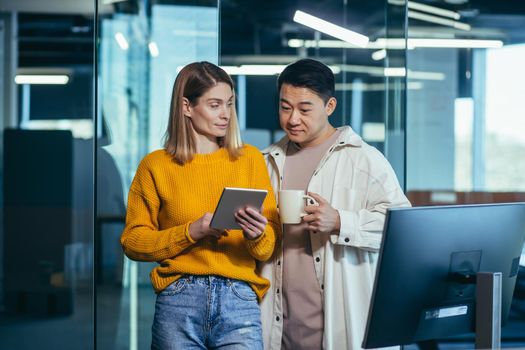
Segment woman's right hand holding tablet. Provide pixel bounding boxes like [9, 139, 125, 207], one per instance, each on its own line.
[189, 213, 223, 241]
[234, 207, 268, 240]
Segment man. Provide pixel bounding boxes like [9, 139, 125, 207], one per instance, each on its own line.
[259, 59, 410, 350]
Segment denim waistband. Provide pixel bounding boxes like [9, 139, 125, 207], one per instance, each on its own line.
[181, 275, 238, 286]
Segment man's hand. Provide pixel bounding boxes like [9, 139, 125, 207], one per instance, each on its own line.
[235, 207, 268, 240]
[302, 192, 340, 233]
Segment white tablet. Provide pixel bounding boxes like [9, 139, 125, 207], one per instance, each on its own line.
[210, 187, 268, 230]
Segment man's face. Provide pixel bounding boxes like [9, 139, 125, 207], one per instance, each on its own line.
[279, 83, 336, 148]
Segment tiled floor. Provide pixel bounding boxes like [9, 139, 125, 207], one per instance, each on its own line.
[0, 284, 524, 349]
[0, 284, 156, 350]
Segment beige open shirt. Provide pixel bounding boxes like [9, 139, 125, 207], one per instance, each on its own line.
[259, 126, 411, 350]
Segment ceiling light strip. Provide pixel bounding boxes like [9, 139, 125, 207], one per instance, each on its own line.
[178, 65, 341, 76]
[335, 81, 424, 91]
[289, 38, 503, 49]
[408, 10, 471, 31]
[293, 10, 369, 48]
[114, 32, 129, 50]
[407, 1, 460, 20]
[148, 42, 159, 57]
[15, 75, 70, 85]
[409, 38, 503, 48]
[372, 49, 387, 61]
[388, 0, 461, 20]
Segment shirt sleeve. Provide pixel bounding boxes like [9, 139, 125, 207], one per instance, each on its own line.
[244, 150, 281, 261]
[331, 156, 411, 251]
[333, 187, 410, 251]
[120, 160, 195, 262]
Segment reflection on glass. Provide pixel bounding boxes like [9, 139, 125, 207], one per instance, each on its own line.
[406, 3, 525, 205]
[405, 2, 525, 347]
[223, 1, 401, 162]
[0, 10, 94, 350]
[484, 44, 525, 192]
[97, 2, 218, 349]
[454, 97, 474, 191]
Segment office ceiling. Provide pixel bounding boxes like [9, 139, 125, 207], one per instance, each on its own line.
[219, 0, 525, 57]
[17, 13, 94, 67]
[8, 0, 525, 68]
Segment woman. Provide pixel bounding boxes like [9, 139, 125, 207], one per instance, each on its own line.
[120, 61, 280, 350]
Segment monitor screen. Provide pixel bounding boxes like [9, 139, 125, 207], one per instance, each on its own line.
[362, 203, 525, 348]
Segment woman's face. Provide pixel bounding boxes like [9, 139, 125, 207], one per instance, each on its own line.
[185, 82, 234, 140]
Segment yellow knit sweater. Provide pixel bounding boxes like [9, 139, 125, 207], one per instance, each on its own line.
[120, 144, 280, 300]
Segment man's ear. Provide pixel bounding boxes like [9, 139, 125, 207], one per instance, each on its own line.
[325, 97, 337, 116]
[182, 97, 192, 118]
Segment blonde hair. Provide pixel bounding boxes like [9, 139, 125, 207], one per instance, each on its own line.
[164, 61, 243, 164]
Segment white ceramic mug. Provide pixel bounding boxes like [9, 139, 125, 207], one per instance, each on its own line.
[278, 190, 318, 224]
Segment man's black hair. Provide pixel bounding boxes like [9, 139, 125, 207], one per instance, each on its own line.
[277, 58, 335, 104]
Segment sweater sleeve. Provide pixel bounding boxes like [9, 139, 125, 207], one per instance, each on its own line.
[244, 150, 281, 261]
[120, 160, 195, 262]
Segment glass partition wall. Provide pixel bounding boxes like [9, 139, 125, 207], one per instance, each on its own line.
[0, 3, 95, 349]
[94, 0, 407, 347]
[404, 0, 525, 347]
[405, 2, 525, 204]
[95, 1, 219, 349]
[221, 1, 407, 176]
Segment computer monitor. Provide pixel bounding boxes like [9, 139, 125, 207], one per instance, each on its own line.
[362, 203, 525, 348]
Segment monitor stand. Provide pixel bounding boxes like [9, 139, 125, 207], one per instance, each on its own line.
[400, 271, 503, 350]
[475, 272, 502, 349]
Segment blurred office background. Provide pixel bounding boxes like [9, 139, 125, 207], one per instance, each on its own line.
[0, 0, 523, 349]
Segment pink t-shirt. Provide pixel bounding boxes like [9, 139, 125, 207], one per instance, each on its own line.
[281, 129, 341, 350]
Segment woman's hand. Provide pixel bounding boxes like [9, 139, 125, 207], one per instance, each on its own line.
[188, 212, 223, 241]
[235, 207, 268, 240]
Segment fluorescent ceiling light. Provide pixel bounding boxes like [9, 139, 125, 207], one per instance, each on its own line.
[408, 10, 471, 31]
[177, 64, 340, 76]
[384, 67, 446, 80]
[15, 75, 69, 85]
[407, 70, 446, 80]
[362, 122, 386, 142]
[288, 38, 407, 49]
[369, 39, 408, 49]
[289, 38, 503, 49]
[335, 81, 424, 91]
[384, 67, 407, 77]
[372, 49, 387, 61]
[383, 67, 446, 80]
[222, 65, 341, 76]
[102, 0, 128, 4]
[388, 0, 461, 19]
[403, 1, 460, 20]
[288, 38, 351, 49]
[148, 42, 159, 57]
[222, 65, 286, 75]
[340, 64, 385, 75]
[115, 32, 129, 50]
[221, 55, 301, 65]
[22, 119, 93, 139]
[293, 10, 369, 48]
[338, 65, 444, 80]
[408, 38, 503, 48]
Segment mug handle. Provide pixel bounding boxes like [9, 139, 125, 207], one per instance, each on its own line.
[300, 195, 319, 217]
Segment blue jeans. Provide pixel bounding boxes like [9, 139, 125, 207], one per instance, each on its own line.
[151, 275, 263, 350]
